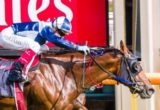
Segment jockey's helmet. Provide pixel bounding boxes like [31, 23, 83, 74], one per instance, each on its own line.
[52, 16, 72, 35]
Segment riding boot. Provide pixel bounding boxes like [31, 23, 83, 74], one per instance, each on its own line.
[8, 49, 36, 82]
[8, 61, 25, 82]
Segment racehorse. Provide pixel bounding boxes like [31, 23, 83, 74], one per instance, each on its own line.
[0, 41, 155, 110]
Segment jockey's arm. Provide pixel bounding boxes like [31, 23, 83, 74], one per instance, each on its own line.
[45, 35, 90, 54]
[36, 26, 90, 54]
[38, 26, 78, 50]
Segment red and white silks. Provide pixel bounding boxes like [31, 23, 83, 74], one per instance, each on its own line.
[14, 82, 26, 110]
[14, 54, 40, 110]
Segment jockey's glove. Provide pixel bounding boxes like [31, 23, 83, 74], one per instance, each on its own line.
[77, 45, 90, 55]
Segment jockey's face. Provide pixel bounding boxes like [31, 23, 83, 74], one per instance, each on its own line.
[52, 27, 70, 37]
[60, 30, 70, 36]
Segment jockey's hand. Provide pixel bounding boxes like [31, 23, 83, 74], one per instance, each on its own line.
[77, 45, 90, 55]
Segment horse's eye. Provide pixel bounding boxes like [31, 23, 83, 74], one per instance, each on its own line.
[126, 56, 142, 74]
[134, 63, 142, 72]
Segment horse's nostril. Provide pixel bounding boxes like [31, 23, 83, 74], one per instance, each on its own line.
[147, 88, 155, 96]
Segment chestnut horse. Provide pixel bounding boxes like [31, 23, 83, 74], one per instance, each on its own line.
[0, 41, 155, 110]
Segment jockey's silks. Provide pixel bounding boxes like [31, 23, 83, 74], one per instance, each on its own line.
[18, 49, 36, 66]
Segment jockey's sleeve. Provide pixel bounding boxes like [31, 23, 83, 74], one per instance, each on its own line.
[11, 22, 39, 33]
[34, 33, 46, 45]
[50, 37, 77, 49]
[37, 26, 78, 50]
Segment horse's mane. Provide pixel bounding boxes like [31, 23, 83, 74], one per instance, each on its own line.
[44, 46, 123, 56]
[46, 46, 77, 55]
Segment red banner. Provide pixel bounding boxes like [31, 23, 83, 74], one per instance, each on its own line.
[0, 0, 107, 46]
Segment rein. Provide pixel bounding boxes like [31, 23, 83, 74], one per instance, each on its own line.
[82, 51, 137, 89]
[88, 53, 116, 79]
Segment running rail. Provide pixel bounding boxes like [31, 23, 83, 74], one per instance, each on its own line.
[102, 73, 160, 85]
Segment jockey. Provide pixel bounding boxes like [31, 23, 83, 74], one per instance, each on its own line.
[0, 16, 90, 82]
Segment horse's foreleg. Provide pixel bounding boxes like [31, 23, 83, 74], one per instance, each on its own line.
[73, 102, 88, 110]
[78, 107, 88, 110]
[62, 103, 87, 110]
[73, 93, 88, 110]
[54, 103, 73, 110]
[64, 104, 74, 110]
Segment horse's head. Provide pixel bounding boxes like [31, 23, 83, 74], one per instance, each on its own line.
[118, 40, 154, 99]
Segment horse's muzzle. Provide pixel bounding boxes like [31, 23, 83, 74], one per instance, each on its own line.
[140, 85, 155, 99]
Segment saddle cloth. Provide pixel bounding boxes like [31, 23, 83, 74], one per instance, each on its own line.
[0, 57, 39, 110]
[0, 59, 14, 97]
[0, 56, 39, 97]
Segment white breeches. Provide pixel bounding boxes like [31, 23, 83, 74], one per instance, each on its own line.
[0, 27, 40, 53]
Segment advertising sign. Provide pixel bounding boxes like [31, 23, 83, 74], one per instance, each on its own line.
[0, 0, 107, 46]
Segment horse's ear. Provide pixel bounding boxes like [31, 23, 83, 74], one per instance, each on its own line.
[120, 40, 124, 51]
[120, 40, 128, 53]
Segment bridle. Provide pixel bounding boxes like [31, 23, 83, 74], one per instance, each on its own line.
[81, 48, 144, 93]
[120, 51, 144, 93]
